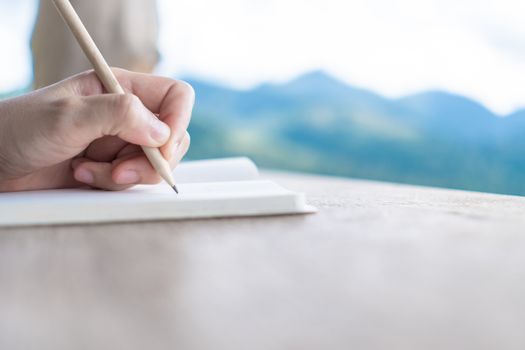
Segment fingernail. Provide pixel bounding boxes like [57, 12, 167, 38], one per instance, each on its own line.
[116, 170, 140, 185]
[150, 118, 171, 144]
[75, 168, 94, 184]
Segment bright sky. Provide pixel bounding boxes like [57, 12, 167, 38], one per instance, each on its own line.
[1, 0, 525, 115]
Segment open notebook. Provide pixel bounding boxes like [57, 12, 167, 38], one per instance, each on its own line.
[0, 158, 316, 227]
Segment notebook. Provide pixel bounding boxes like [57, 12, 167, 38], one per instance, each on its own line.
[0, 157, 316, 227]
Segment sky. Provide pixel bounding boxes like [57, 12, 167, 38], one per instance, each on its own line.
[1, 0, 525, 115]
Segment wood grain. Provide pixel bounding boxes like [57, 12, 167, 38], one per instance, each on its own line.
[1, 172, 525, 349]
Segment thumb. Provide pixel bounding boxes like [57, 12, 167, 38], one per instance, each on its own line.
[72, 93, 171, 147]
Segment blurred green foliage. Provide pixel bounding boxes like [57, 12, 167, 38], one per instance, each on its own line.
[3, 72, 524, 196]
[185, 71, 525, 196]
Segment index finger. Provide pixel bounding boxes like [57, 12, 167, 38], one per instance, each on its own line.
[114, 69, 195, 145]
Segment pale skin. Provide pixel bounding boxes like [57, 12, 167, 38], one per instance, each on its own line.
[0, 68, 194, 192]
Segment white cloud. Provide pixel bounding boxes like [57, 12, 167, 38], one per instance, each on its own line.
[2, 0, 525, 115]
[156, 0, 525, 115]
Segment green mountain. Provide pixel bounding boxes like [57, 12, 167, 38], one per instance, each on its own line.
[185, 71, 525, 196]
[2, 72, 524, 196]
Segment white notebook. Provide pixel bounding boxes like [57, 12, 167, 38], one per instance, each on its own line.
[0, 158, 316, 227]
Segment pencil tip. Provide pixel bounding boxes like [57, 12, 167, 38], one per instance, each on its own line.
[172, 185, 179, 194]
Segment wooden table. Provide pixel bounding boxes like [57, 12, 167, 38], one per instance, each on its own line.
[2, 172, 525, 349]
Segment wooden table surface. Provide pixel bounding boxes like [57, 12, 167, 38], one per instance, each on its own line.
[2, 172, 525, 350]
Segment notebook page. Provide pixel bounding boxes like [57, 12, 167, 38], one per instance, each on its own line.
[0, 180, 315, 226]
[174, 157, 259, 184]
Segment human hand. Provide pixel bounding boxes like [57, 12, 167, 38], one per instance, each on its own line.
[0, 68, 194, 192]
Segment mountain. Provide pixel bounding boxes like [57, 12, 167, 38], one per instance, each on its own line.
[184, 71, 525, 196]
[2, 72, 525, 196]
[397, 91, 500, 141]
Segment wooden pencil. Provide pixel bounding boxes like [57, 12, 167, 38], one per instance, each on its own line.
[52, 0, 178, 193]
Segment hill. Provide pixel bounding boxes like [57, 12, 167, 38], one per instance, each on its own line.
[185, 71, 525, 196]
[2, 73, 524, 196]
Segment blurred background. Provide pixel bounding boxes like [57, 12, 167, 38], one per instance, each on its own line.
[2, 0, 525, 195]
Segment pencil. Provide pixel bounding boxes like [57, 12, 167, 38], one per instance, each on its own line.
[52, 0, 179, 193]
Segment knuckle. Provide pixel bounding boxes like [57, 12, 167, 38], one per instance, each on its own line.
[52, 95, 77, 115]
[110, 68, 133, 92]
[115, 94, 136, 114]
[75, 70, 104, 95]
[76, 69, 97, 82]
[50, 96, 79, 131]
[175, 81, 195, 101]
[113, 94, 140, 126]
[110, 67, 126, 77]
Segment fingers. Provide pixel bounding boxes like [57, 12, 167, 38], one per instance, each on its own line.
[112, 132, 190, 186]
[113, 131, 191, 186]
[112, 69, 194, 159]
[112, 68, 195, 117]
[72, 159, 132, 191]
[73, 94, 172, 148]
[156, 82, 194, 160]
[67, 68, 194, 161]
[104, 69, 194, 157]
[84, 136, 127, 162]
[72, 132, 190, 190]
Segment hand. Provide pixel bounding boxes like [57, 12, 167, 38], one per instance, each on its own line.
[0, 68, 194, 192]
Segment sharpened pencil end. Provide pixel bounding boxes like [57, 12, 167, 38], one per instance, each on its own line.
[172, 185, 179, 194]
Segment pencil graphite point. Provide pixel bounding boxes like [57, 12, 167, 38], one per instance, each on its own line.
[172, 185, 179, 194]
